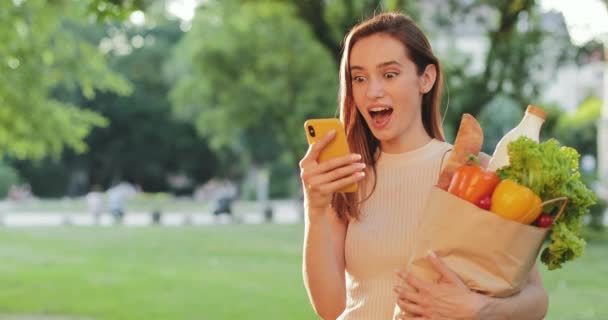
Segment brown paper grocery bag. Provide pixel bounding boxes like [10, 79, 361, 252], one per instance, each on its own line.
[393, 179, 569, 319]
[405, 186, 550, 297]
[394, 186, 567, 318]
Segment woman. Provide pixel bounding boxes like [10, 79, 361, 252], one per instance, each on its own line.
[299, 12, 548, 320]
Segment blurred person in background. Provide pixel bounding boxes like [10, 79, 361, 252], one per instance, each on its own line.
[107, 182, 136, 224]
[86, 185, 105, 225]
[8, 184, 33, 202]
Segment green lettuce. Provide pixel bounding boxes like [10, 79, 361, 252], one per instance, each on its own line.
[496, 137, 597, 270]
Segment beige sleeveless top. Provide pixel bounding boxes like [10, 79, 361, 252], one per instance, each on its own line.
[339, 139, 452, 320]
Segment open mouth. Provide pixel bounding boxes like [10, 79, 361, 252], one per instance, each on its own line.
[369, 106, 393, 128]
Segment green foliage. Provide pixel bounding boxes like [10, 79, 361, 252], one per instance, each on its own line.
[13, 19, 224, 196]
[477, 95, 523, 154]
[0, 161, 19, 198]
[77, 21, 219, 192]
[11, 158, 70, 197]
[588, 197, 607, 231]
[554, 97, 602, 157]
[291, 0, 420, 63]
[498, 137, 597, 269]
[170, 1, 337, 168]
[86, 0, 147, 22]
[0, 0, 132, 160]
[439, 0, 566, 130]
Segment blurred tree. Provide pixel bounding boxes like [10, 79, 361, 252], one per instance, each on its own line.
[282, 0, 420, 65]
[554, 97, 602, 158]
[476, 95, 523, 154]
[169, 1, 422, 198]
[13, 18, 226, 196]
[554, 96, 605, 229]
[0, 0, 135, 160]
[86, 0, 148, 21]
[575, 39, 606, 65]
[170, 1, 337, 185]
[0, 161, 20, 198]
[439, 0, 552, 120]
[80, 21, 219, 193]
[283, 0, 563, 142]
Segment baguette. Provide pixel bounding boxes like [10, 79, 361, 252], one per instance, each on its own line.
[437, 114, 484, 190]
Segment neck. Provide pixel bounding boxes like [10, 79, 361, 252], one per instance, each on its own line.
[380, 124, 432, 154]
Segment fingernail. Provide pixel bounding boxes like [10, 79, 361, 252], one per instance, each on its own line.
[350, 153, 361, 160]
[353, 162, 366, 169]
[427, 250, 437, 258]
[393, 285, 403, 293]
[328, 129, 336, 135]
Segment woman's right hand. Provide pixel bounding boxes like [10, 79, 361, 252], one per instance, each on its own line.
[299, 130, 366, 216]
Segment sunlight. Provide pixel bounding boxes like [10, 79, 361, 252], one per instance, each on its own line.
[167, 0, 199, 21]
[540, 0, 608, 45]
[129, 10, 145, 26]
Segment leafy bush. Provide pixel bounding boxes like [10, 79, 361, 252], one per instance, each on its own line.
[588, 197, 607, 231]
[0, 162, 20, 198]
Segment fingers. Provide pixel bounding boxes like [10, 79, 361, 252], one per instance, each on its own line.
[395, 315, 426, 320]
[300, 147, 365, 196]
[396, 270, 430, 293]
[395, 312, 426, 320]
[308, 161, 365, 186]
[394, 286, 422, 305]
[313, 152, 362, 174]
[396, 298, 425, 319]
[312, 171, 365, 194]
[426, 251, 465, 288]
[394, 278, 427, 319]
[300, 130, 336, 166]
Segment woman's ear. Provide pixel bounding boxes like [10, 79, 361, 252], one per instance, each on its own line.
[419, 64, 437, 94]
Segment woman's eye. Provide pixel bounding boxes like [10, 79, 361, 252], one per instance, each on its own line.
[352, 76, 365, 83]
[384, 72, 398, 79]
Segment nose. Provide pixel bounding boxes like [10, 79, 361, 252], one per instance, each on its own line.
[366, 77, 384, 99]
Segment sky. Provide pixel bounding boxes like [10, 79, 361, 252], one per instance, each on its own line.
[162, 0, 608, 46]
[539, 0, 608, 45]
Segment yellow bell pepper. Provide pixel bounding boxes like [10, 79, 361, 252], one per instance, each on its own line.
[490, 179, 543, 224]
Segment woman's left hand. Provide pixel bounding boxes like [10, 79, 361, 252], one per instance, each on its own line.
[394, 251, 490, 320]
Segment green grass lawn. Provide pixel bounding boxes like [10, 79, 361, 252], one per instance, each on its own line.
[0, 225, 606, 320]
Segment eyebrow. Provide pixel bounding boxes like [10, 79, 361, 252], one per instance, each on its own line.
[350, 60, 402, 71]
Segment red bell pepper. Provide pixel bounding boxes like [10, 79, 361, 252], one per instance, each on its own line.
[448, 155, 501, 206]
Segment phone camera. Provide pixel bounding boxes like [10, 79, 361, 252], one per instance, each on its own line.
[308, 125, 316, 137]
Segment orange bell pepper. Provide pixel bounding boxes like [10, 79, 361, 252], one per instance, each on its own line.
[448, 158, 501, 206]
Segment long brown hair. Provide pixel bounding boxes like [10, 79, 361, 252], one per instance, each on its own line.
[332, 12, 445, 221]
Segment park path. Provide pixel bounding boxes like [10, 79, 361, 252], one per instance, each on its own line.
[0, 202, 302, 227]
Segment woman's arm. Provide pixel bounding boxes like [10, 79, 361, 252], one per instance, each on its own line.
[395, 253, 548, 320]
[303, 207, 348, 319]
[479, 263, 548, 320]
[299, 130, 364, 319]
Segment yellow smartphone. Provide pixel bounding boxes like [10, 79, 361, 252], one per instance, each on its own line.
[304, 118, 358, 193]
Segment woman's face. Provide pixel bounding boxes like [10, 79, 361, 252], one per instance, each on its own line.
[349, 33, 435, 153]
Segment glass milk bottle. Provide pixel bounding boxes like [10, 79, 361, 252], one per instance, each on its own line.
[487, 105, 547, 172]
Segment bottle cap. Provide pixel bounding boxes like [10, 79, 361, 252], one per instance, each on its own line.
[526, 105, 547, 120]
